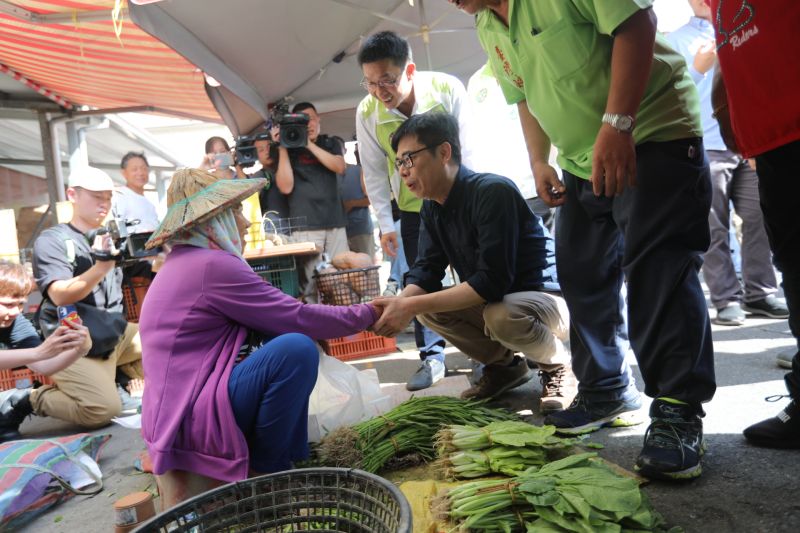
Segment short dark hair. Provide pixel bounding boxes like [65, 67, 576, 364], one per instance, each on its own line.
[0, 260, 34, 299]
[390, 112, 461, 165]
[120, 151, 148, 169]
[204, 136, 230, 154]
[292, 102, 317, 115]
[358, 31, 412, 68]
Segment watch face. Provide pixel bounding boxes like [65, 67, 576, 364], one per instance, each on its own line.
[616, 116, 633, 131]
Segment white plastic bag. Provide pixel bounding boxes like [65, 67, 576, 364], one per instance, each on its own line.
[307, 352, 390, 442]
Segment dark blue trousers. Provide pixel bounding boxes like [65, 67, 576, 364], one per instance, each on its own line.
[556, 138, 716, 411]
[755, 139, 800, 397]
[228, 333, 318, 473]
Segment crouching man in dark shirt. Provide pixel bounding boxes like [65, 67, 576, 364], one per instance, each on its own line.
[371, 112, 576, 413]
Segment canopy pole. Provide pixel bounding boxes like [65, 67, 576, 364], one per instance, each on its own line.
[37, 111, 62, 224]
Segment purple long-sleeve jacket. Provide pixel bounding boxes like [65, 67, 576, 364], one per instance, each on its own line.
[139, 245, 376, 482]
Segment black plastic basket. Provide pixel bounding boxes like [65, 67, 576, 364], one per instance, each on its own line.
[315, 266, 381, 306]
[134, 468, 412, 533]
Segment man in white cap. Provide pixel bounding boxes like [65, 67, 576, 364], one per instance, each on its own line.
[1, 167, 146, 435]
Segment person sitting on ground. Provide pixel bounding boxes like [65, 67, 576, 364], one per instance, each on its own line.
[29, 167, 146, 428]
[0, 260, 92, 442]
[371, 112, 577, 413]
[139, 168, 380, 504]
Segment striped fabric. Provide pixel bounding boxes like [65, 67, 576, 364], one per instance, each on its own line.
[0, 0, 219, 121]
[0, 433, 111, 530]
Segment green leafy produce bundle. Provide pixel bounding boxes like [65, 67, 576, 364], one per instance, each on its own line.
[435, 421, 583, 479]
[315, 396, 518, 473]
[435, 453, 674, 533]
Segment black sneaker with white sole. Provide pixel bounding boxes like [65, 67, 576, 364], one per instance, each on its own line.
[742, 295, 789, 319]
[543, 391, 643, 435]
[743, 398, 800, 449]
[635, 398, 705, 481]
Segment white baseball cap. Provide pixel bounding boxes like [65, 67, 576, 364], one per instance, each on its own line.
[68, 167, 115, 191]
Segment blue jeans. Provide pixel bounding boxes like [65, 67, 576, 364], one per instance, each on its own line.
[228, 333, 318, 473]
[557, 138, 716, 410]
[399, 211, 447, 363]
[388, 219, 409, 286]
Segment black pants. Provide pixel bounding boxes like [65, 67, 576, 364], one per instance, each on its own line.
[755, 139, 800, 397]
[557, 138, 716, 410]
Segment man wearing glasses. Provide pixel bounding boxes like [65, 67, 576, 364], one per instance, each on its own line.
[372, 112, 574, 412]
[355, 31, 476, 392]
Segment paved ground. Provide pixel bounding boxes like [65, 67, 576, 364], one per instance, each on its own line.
[16, 302, 800, 532]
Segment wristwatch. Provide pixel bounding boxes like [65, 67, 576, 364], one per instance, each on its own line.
[602, 113, 635, 134]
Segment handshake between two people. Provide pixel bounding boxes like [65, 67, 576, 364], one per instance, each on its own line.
[367, 296, 415, 338]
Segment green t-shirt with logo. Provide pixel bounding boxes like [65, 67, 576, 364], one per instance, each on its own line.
[477, 0, 702, 179]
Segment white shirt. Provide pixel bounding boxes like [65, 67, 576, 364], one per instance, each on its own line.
[356, 71, 476, 234]
[112, 186, 159, 234]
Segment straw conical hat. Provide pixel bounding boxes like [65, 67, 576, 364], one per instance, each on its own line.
[145, 168, 266, 249]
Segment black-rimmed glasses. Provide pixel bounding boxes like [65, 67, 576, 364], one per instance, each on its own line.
[394, 144, 439, 170]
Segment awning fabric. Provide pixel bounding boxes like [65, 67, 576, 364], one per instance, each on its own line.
[0, 0, 220, 122]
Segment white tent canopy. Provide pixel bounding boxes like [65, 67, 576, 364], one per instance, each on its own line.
[129, 0, 487, 139]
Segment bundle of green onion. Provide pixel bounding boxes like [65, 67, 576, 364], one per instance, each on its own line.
[435, 420, 581, 479]
[436, 453, 671, 532]
[316, 396, 518, 474]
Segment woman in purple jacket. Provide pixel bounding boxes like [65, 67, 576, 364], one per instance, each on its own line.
[139, 169, 378, 498]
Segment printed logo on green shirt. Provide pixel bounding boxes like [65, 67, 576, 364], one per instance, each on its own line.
[494, 46, 523, 89]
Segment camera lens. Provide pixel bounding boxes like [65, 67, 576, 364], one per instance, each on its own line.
[285, 128, 300, 143]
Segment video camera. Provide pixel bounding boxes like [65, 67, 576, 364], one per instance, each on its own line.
[85, 218, 161, 265]
[271, 101, 309, 149]
[234, 130, 275, 169]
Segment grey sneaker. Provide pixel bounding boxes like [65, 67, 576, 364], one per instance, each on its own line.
[117, 384, 142, 414]
[383, 280, 399, 297]
[777, 350, 796, 369]
[743, 296, 790, 319]
[460, 356, 531, 400]
[406, 358, 445, 391]
[538, 365, 578, 414]
[714, 303, 746, 326]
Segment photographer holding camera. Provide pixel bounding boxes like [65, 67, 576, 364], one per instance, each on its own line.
[22, 167, 145, 431]
[274, 102, 349, 300]
[251, 135, 290, 222]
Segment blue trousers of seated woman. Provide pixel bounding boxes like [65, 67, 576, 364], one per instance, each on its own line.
[227, 333, 318, 473]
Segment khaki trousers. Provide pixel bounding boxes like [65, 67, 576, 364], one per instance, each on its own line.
[418, 291, 570, 369]
[31, 322, 144, 428]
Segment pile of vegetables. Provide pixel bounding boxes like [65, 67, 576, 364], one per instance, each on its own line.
[435, 421, 581, 479]
[315, 396, 518, 473]
[434, 453, 672, 533]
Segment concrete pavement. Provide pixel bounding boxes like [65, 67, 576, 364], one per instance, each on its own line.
[17, 309, 799, 532]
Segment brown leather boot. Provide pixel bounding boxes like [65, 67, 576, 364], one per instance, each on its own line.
[461, 356, 531, 400]
[538, 364, 577, 414]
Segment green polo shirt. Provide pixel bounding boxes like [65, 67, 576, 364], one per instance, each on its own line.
[477, 0, 702, 180]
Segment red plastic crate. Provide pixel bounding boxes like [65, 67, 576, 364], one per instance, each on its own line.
[123, 276, 151, 323]
[0, 368, 54, 391]
[322, 331, 397, 362]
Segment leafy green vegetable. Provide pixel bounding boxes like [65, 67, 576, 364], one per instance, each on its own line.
[440, 453, 672, 532]
[315, 396, 518, 473]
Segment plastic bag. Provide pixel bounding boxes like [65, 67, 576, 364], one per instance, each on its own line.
[307, 352, 390, 442]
